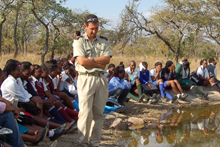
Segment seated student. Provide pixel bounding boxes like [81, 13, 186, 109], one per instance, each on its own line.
[108, 66, 131, 105]
[105, 63, 115, 82]
[139, 62, 159, 104]
[45, 62, 76, 110]
[125, 60, 147, 102]
[1, 60, 42, 115]
[31, 64, 78, 123]
[0, 99, 24, 147]
[207, 58, 219, 83]
[194, 59, 220, 93]
[150, 62, 176, 103]
[63, 64, 77, 97]
[175, 59, 208, 99]
[161, 61, 188, 101]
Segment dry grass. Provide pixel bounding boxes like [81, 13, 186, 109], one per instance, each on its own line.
[1, 53, 220, 77]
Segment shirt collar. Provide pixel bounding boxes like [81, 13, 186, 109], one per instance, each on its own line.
[83, 32, 98, 41]
[210, 63, 215, 66]
[31, 76, 38, 83]
[8, 75, 17, 82]
[48, 75, 53, 80]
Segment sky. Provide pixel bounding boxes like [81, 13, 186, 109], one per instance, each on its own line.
[63, 0, 164, 29]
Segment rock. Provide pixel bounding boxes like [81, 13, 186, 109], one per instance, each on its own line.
[128, 124, 144, 130]
[128, 117, 144, 125]
[105, 114, 116, 120]
[110, 111, 127, 118]
[110, 118, 126, 130]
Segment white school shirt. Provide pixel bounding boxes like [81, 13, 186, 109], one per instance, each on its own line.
[150, 68, 162, 81]
[125, 67, 140, 85]
[1, 75, 31, 102]
[52, 71, 69, 91]
[197, 65, 209, 78]
[64, 75, 77, 95]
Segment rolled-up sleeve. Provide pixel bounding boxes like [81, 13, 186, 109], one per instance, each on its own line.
[73, 39, 85, 58]
[0, 102, 6, 114]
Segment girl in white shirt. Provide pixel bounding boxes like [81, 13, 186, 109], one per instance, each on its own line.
[195, 59, 220, 93]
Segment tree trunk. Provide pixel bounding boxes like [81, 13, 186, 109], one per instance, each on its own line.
[41, 26, 49, 64]
[175, 54, 179, 64]
[0, 17, 6, 55]
[14, 10, 19, 58]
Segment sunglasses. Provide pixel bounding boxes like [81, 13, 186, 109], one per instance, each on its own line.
[87, 18, 99, 22]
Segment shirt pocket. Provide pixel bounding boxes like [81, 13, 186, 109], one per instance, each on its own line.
[85, 48, 92, 57]
[95, 44, 105, 56]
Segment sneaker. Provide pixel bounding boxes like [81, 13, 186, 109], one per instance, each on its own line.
[65, 120, 77, 134]
[148, 97, 159, 104]
[171, 96, 178, 103]
[156, 94, 161, 100]
[138, 94, 145, 102]
[179, 94, 188, 100]
[49, 127, 65, 141]
[115, 106, 127, 113]
[161, 96, 170, 103]
[200, 95, 209, 100]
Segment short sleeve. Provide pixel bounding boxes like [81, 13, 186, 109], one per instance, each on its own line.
[61, 72, 68, 82]
[150, 69, 155, 77]
[197, 67, 203, 77]
[205, 69, 209, 78]
[102, 41, 112, 57]
[73, 39, 85, 58]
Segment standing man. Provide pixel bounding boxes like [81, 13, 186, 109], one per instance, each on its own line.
[74, 14, 112, 147]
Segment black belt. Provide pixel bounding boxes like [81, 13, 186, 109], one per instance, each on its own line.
[79, 72, 104, 77]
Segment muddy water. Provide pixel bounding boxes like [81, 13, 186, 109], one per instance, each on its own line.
[118, 104, 220, 147]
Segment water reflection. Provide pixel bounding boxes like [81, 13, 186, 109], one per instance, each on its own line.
[119, 104, 220, 147]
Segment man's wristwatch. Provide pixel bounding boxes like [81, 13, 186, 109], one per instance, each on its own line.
[89, 57, 94, 61]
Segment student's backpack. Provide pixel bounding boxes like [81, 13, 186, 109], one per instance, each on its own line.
[141, 84, 158, 94]
[190, 68, 201, 84]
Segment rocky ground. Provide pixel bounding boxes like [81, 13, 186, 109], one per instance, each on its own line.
[26, 87, 220, 147]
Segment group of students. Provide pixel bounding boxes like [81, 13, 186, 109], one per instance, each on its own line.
[106, 58, 220, 106]
[0, 55, 219, 146]
[0, 56, 80, 147]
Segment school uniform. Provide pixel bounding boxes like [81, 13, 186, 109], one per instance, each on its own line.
[1, 75, 31, 102]
[1, 75, 40, 115]
[161, 67, 176, 88]
[108, 76, 131, 104]
[207, 63, 219, 83]
[52, 71, 69, 91]
[150, 68, 162, 86]
[196, 65, 209, 85]
[175, 61, 195, 87]
[64, 75, 77, 96]
[139, 70, 152, 84]
[125, 67, 140, 85]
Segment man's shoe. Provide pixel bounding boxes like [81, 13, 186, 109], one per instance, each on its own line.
[49, 127, 66, 141]
[137, 94, 145, 102]
[179, 94, 188, 100]
[50, 140, 57, 147]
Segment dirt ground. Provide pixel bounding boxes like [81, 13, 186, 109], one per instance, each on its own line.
[26, 88, 220, 147]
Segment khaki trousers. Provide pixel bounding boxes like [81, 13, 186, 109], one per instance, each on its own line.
[77, 74, 108, 147]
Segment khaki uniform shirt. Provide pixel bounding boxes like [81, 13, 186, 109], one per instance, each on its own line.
[74, 33, 112, 73]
